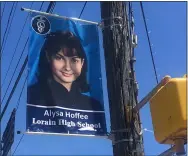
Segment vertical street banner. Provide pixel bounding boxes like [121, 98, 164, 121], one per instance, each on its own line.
[26, 13, 107, 136]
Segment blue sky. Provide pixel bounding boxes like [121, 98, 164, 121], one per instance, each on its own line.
[1, 1, 186, 155]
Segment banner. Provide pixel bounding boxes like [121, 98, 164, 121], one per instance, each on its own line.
[27, 13, 107, 136]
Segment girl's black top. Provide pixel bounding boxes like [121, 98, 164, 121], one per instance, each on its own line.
[27, 78, 104, 111]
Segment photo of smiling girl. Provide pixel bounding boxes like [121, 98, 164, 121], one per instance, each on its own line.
[27, 31, 104, 111]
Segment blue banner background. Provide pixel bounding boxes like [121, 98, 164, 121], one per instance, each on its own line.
[27, 13, 107, 136]
[28, 13, 103, 103]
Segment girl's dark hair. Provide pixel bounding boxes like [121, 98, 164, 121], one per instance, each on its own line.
[37, 31, 89, 92]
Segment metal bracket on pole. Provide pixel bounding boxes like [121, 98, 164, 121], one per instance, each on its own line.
[133, 75, 171, 113]
[107, 128, 143, 146]
[107, 133, 141, 146]
[107, 129, 130, 144]
[158, 138, 186, 156]
[158, 146, 176, 156]
[174, 138, 186, 155]
[21, 7, 99, 25]
[99, 16, 125, 30]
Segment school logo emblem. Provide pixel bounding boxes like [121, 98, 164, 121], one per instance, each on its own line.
[31, 15, 51, 35]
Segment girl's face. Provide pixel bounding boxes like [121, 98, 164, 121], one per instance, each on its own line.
[50, 48, 84, 85]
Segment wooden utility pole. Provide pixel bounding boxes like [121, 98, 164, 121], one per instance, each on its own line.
[100, 2, 144, 156]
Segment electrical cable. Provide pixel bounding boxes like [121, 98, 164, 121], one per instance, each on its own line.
[11, 3, 87, 155]
[39, 1, 44, 11]
[112, 2, 135, 154]
[0, 2, 16, 57]
[0, 56, 27, 121]
[9, 74, 27, 156]
[1, 1, 43, 102]
[1, 2, 18, 56]
[79, 2, 87, 18]
[130, 4, 145, 154]
[15, 75, 27, 110]
[46, 1, 56, 13]
[1, 2, 16, 45]
[1, 2, 34, 88]
[0, 3, 43, 156]
[1, 38, 28, 104]
[1, 2, 7, 19]
[128, 4, 140, 154]
[1, 74, 26, 156]
[0, 3, 43, 114]
[140, 2, 159, 84]
[11, 134, 24, 156]
[48, 2, 56, 13]
[124, 2, 144, 155]
[2, 2, 56, 155]
[1, 1, 40, 152]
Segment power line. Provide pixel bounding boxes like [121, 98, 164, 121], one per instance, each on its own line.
[1, 2, 7, 19]
[1, 74, 27, 156]
[2, 3, 56, 155]
[1, 38, 28, 104]
[0, 56, 27, 121]
[16, 75, 27, 110]
[52, 2, 56, 12]
[11, 3, 87, 155]
[1, 2, 16, 46]
[79, 2, 87, 18]
[124, 2, 144, 154]
[0, 2, 17, 57]
[10, 75, 27, 156]
[140, 2, 159, 84]
[1, 1, 53, 90]
[1, 1, 55, 111]
[1, 2, 18, 56]
[1, 2, 43, 101]
[1, 2, 34, 88]
[39, 1, 44, 11]
[46, 1, 56, 13]
[11, 134, 24, 156]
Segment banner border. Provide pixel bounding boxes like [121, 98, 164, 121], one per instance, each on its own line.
[25, 131, 108, 138]
[27, 104, 105, 113]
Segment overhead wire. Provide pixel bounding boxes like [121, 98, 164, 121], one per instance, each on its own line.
[1, 2, 7, 18]
[11, 2, 89, 155]
[122, 2, 135, 154]
[0, 55, 28, 121]
[1, 73, 27, 156]
[10, 75, 27, 156]
[8, 2, 56, 155]
[1, 2, 18, 56]
[15, 76, 27, 110]
[140, 2, 159, 84]
[0, 2, 17, 57]
[46, 1, 56, 13]
[1, 38, 29, 104]
[79, 2, 87, 18]
[1, 2, 34, 87]
[125, 2, 139, 154]
[123, 2, 145, 155]
[0, 1, 45, 120]
[39, 1, 44, 10]
[1, 1, 43, 103]
[1, 2, 15, 45]
[1, 2, 47, 156]
[11, 134, 24, 156]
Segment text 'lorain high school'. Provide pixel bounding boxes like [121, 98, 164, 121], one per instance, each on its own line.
[32, 118, 101, 129]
